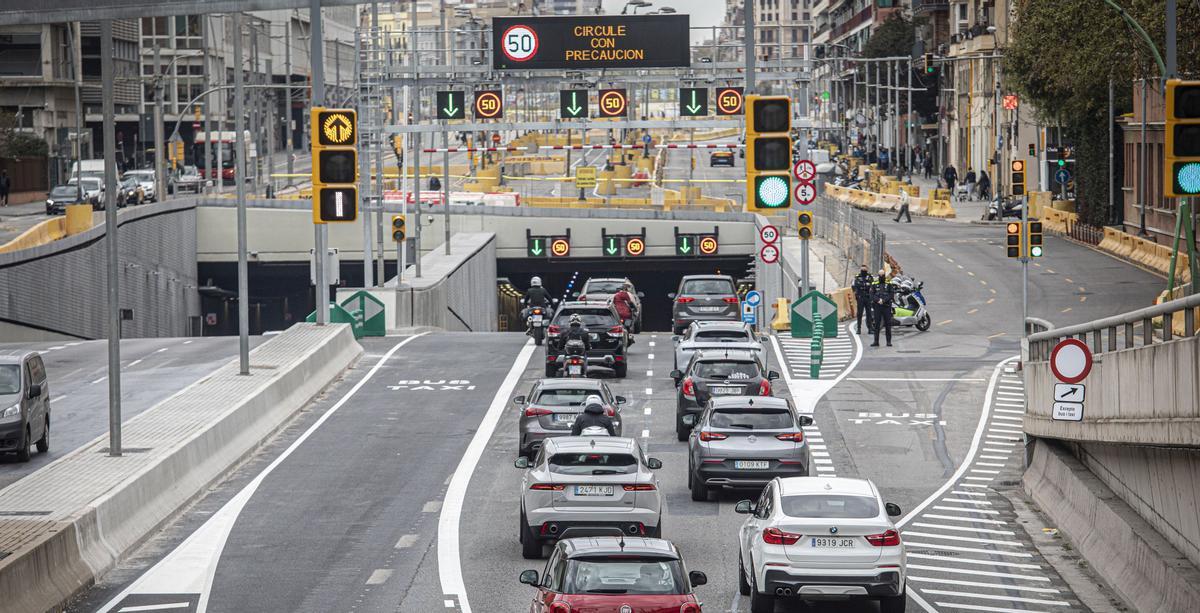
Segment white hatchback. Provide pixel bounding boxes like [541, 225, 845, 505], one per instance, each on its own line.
[735, 476, 906, 613]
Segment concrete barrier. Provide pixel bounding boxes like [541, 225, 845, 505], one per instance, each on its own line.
[0, 323, 362, 613]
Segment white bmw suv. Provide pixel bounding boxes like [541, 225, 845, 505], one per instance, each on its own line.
[735, 476, 906, 613]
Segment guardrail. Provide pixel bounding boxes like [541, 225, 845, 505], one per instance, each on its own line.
[1026, 292, 1200, 361]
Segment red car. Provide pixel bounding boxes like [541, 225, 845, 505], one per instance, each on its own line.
[519, 536, 706, 613]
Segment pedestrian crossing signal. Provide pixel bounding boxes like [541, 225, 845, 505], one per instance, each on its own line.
[1006, 222, 1022, 258]
[392, 215, 407, 242]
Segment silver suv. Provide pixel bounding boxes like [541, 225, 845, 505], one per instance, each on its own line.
[669, 275, 740, 335]
[0, 351, 51, 461]
[515, 436, 663, 558]
[513, 378, 627, 459]
[687, 396, 812, 501]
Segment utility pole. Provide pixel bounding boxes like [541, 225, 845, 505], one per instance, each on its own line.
[154, 45, 166, 203]
[101, 19, 122, 457]
[202, 17, 212, 194]
[311, 0, 329, 323]
[906, 57, 913, 175]
[234, 12, 251, 371]
[743, 0, 755, 93]
[410, 0, 422, 278]
[357, 32, 373, 286]
[286, 16, 294, 183]
[441, 0, 451, 255]
[67, 22, 84, 202]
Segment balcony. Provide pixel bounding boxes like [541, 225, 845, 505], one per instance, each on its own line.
[831, 5, 872, 40]
[913, 0, 949, 14]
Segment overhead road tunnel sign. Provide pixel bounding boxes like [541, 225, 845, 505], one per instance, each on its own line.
[491, 15, 690, 70]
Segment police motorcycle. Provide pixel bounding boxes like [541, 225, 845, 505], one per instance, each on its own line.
[889, 274, 931, 331]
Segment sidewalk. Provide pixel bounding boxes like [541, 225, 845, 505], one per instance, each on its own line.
[908, 173, 989, 223]
[0, 201, 48, 218]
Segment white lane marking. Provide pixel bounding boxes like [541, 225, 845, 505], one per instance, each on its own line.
[128, 359, 143, 367]
[988, 428, 1024, 435]
[183, 340, 193, 344]
[919, 589, 1068, 606]
[644, 387, 653, 396]
[437, 341, 537, 613]
[908, 576, 1059, 594]
[155, 347, 169, 353]
[931, 602, 1056, 613]
[904, 542, 1032, 558]
[643, 407, 651, 415]
[959, 484, 991, 489]
[901, 532, 1023, 547]
[949, 491, 988, 497]
[942, 497, 992, 505]
[641, 429, 650, 438]
[443, 600, 455, 608]
[48, 346, 66, 351]
[906, 564, 1049, 582]
[646, 370, 653, 377]
[649, 341, 656, 347]
[365, 569, 393, 585]
[846, 377, 987, 382]
[98, 334, 429, 613]
[932, 505, 999, 515]
[813, 458, 833, 465]
[770, 323, 863, 415]
[808, 444, 826, 450]
[911, 522, 1012, 536]
[907, 553, 1041, 570]
[970, 469, 1002, 475]
[991, 414, 1023, 421]
[117, 604, 192, 612]
[648, 353, 655, 360]
[55, 394, 69, 402]
[964, 476, 994, 482]
[976, 462, 1006, 468]
[922, 514, 1006, 525]
[994, 408, 1025, 414]
[422, 500, 443, 513]
[810, 451, 830, 457]
[92, 376, 107, 384]
[396, 534, 419, 549]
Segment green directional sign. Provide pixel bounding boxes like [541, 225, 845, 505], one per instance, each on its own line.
[528, 236, 547, 257]
[436, 91, 465, 120]
[603, 235, 623, 257]
[675, 234, 694, 255]
[559, 89, 589, 119]
[790, 290, 839, 339]
[340, 290, 386, 337]
[679, 87, 709, 117]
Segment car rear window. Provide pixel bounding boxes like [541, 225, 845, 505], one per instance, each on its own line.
[565, 558, 687, 595]
[533, 388, 596, 407]
[710, 409, 793, 430]
[554, 309, 616, 326]
[780, 494, 880, 519]
[681, 279, 734, 295]
[693, 360, 759, 380]
[50, 187, 78, 198]
[549, 453, 638, 475]
[585, 281, 624, 294]
[695, 330, 750, 341]
[0, 364, 20, 394]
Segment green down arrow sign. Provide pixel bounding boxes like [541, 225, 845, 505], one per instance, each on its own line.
[680, 88, 707, 116]
[529, 238, 545, 256]
[605, 236, 621, 256]
[677, 235, 693, 255]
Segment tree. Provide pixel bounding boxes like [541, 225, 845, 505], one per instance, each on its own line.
[0, 112, 49, 158]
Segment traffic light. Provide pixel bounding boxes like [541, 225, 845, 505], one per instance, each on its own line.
[923, 53, 933, 73]
[1028, 143, 1036, 157]
[392, 215, 407, 242]
[746, 95, 792, 210]
[1165, 79, 1200, 197]
[798, 210, 814, 240]
[1028, 221, 1044, 258]
[1006, 222, 1023, 258]
[310, 108, 358, 223]
[1010, 159, 1027, 196]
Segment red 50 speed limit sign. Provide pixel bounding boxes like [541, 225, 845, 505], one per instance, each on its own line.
[759, 225, 779, 244]
[501, 25, 539, 62]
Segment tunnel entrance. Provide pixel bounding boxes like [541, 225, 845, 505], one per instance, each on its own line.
[498, 256, 755, 332]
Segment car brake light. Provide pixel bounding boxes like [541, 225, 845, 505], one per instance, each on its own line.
[759, 380, 771, 395]
[675, 297, 695, 304]
[698, 431, 727, 441]
[608, 325, 624, 335]
[532, 308, 542, 315]
[524, 408, 553, 417]
[775, 432, 804, 442]
[548, 325, 561, 334]
[569, 358, 583, 365]
[606, 407, 615, 417]
[762, 527, 802, 545]
[866, 529, 901, 547]
[530, 483, 565, 491]
[622, 484, 656, 491]
[549, 603, 571, 613]
[724, 297, 739, 304]
[680, 604, 702, 613]
[578, 294, 587, 301]
[681, 378, 696, 399]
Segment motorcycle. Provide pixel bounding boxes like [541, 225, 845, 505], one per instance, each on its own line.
[579, 425, 610, 436]
[889, 276, 931, 332]
[558, 339, 589, 378]
[526, 306, 548, 345]
[987, 196, 1024, 221]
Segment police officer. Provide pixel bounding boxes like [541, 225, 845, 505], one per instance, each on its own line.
[870, 271, 895, 348]
[851, 265, 874, 335]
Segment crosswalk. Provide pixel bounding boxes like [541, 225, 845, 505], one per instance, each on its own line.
[776, 327, 856, 381]
[900, 362, 1084, 612]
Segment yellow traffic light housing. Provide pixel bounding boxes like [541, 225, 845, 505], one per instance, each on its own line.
[1028, 221, 1044, 258]
[1010, 159, 1027, 196]
[746, 95, 793, 210]
[798, 210, 814, 240]
[310, 107, 358, 223]
[1165, 79, 1200, 197]
[1006, 222, 1023, 258]
[392, 215, 407, 242]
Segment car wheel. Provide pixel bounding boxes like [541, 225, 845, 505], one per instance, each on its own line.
[15, 427, 31, 462]
[613, 362, 627, 378]
[676, 416, 689, 442]
[545, 363, 558, 377]
[35, 416, 49, 453]
[880, 592, 906, 613]
[749, 569, 774, 613]
[689, 471, 710, 502]
[738, 552, 751, 596]
[520, 512, 542, 559]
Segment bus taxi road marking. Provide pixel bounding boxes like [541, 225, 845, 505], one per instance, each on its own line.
[97, 334, 429, 613]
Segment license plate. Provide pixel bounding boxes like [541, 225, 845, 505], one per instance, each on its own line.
[574, 485, 614, 496]
[589, 333, 599, 341]
[531, 314, 543, 322]
[567, 365, 582, 375]
[553, 414, 576, 423]
[810, 537, 856, 548]
[734, 460, 769, 470]
[696, 306, 723, 313]
[711, 387, 742, 395]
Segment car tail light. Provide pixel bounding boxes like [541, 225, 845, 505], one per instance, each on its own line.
[724, 297, 739, 304]
[680, 604, 702, 613]
[681, 378, 696, 400]
[698, 431, 727, 442]
[606, 407, 615, 417]
[866, 529, 901, 547]
[549, 603, 571, 613]
[548, 325, 561, 334]
[675, 297, 695, 304]
[524, 408, 554, 417]
[775, 432, 804, 442]
[569, 357, 583, 365]
[614, 355, 624, 362]
[759, 380, 771, 395]
[762, 527, 802, 545]
[530, 483, 565, 491]
[577, 294, 587, 301]
[608, 325, 625, 335]
[622, 484, 656, 491]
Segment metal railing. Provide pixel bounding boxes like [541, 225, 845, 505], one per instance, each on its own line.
[1065, 218, 1105, 246]
[1026, 292, 1200, 361]
[813, 191, 887, 274]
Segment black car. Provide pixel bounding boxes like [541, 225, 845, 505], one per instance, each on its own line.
[45, 185, 89, 215]
[545, 301, 629, 378]
[671, 349, 778, 441]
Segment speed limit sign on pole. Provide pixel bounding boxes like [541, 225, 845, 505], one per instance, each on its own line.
[500, 25, 539, 63]
[793, 159, 817, 183]
[760, 244, 780, 264]
[760, 225, 779, 244]
[794, 182, 817, 205]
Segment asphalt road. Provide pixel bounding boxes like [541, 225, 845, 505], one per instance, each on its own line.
[0, 336, 263, 487]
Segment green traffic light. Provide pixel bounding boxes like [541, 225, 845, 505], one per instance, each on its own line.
[1057, 159, 1066, 168]
[1176, 161, 1200, 194]
[755, 175, 790, 208]
[1030, 245, 1044, 258]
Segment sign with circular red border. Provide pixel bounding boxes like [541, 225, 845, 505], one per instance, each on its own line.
[794, 182, 817, 205]
[760, 244, 780, 264]
[598, 89, 628, 117]
[474, 91, 503, 119]
[793, 159, 817, 183]
[550, 238, 571, 257]
[715, 87, 744, 115]
[759, 224, 779, 244]
[698, 235, 718, 255]
[1050, 338, 1092, 384]
[500, 25, 539, 63]
[624, 237, 645, 256]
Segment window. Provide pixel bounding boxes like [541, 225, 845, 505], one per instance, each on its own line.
[0, 365, 20, 394]
[564, 558, 687, 595]
[0, 32, 43, 77]
[543, 549, 567, 591]
[692, 360, 760, 380]
[552, 308, 616, 327]
[680, 279, 734, 295]
[710, 409, 794, 430]
[29, 357, 45, 382]
[780, 494, 880, 518]
[548, 453, 639, 475]
[694, 329, 751, 341]
[533, 388, 598, 407]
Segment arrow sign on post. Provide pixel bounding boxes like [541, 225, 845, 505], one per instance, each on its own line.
[436, 91, 465, 120]
[605, 236, 621, 256]
[790, 290, 839, 338]
[560, 90, 587, 119]
[528, 237, 545, 256]
[676, 235, 692, 255]
[679, 87, 708, 117]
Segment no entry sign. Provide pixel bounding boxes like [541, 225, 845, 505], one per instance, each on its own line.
[1050, 338, 1092, 384]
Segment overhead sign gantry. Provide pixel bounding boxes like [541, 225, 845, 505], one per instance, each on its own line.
[491, 15, 690, 71]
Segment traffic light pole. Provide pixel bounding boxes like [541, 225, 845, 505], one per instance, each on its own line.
[1021, 191, 1029, 336]
[102, 19, 122, 457]
[234, 12, 251, 372]
[311, 0, 329, 324]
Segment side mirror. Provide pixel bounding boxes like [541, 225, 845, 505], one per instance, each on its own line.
[670, 370, 683, 380]
[27, 384, 42, 398]
[681, 414, 697, 427]
[734, 500, 756, 514]
[518, 570, 540, 586]
[767, 371, 780, 381]
[667, 292, 676, 299]
[671, 335, 681, 343]
[646, 457, 663, 470]
[615, 396, 627, 405]
[885, 502, 902, 517]
[637, 291, 645, 298]
[514, 457, 530, 469]
[513, 395, 527, 405]
[688, 571, 708, 587]
[798, 415, 814, 427]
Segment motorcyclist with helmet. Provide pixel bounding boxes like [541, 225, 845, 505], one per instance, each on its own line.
[571, 396, 616, 436]
[562, 313, 592, 352]
[522, 276, 552, 331]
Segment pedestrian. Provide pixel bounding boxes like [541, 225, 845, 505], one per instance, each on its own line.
[0, 169, 9, 206]
[963, 167, 977, 200]
[977, 170, 992, 201]
[943, 164, 958, 195]
[870, 272, 895, 348]
[894, 189, 912, 223]
[924, 156, 933, 180]
[851, 265, 874, 335]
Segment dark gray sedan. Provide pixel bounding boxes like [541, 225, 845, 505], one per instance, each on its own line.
[669, 275, 740, 335]
[671, 349, 778, 441]
[687, 396, 812, 501]
[513, 378, 626, 458]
